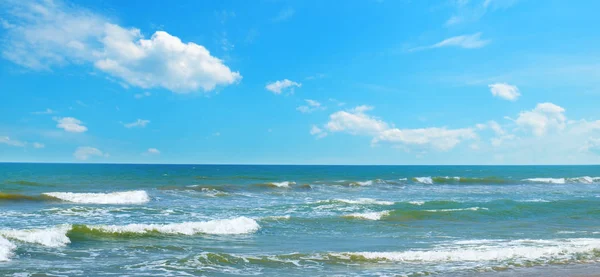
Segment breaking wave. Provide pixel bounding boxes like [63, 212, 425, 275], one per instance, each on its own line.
[42, 190, 150, 204]
[342, 211, 390, 220]
[0, 236, 16, 262]
[315, 198, 394, 206]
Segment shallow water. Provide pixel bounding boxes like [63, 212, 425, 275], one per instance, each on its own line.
[2, 164, 600, 276]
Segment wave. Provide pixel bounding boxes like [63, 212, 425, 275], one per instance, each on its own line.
[0, 217, 260, 252]
[0, 236, 16, 262]
[342, 211, 390, 220]
[149, 238, 600, 272]
[0, 192, 54, 202]
[268, 181, 295, 188]
[424, 207, 488, 212]
[413, 177, 433, 184]
[42, 190, 150, 204]
[316, 198, 394, 206]
[5, 180, 47, 187]
[408, 201, 425, 206]
[335, 238, 600, 264]
[350, 180, 373, 186]
[413, 176, 507, 184]
[524, 176, 600, 184]
[70, 217, 259, 236]
[0, 225, 71, 247]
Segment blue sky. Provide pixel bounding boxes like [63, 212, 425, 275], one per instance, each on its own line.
[1, 0, 600, 164]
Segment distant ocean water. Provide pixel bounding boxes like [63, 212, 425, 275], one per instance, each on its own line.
[2, 163, 600, 276]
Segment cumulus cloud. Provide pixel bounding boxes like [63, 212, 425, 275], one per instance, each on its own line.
[411, 32, 490, 51]
[73, 146, 107, 160]
[265, 79, 301, 94]
[297, 99, 325, 113]
[324, 106, 476, 150]
[515, 102, 566, 136]
[147, 148, 160, 154]
[54, 117, 87, 133]
[1, 0, 241, 93]
[310, 125, 327, 139]
[124, 119, 150, 128]
[0, 136, 26, 147]
[489, 83, 520, 101]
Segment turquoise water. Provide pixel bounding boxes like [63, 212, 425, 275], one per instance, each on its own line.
[2, 164, 600, 276]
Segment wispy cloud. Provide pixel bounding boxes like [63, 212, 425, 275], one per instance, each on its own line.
[410, 32, 490, 52]
[297, 99, 325, 113]
[445, 0, 518, 26]
[123, 119, 150, 128]
[134, 92, 151, 99]
[0, 136, 26, 147]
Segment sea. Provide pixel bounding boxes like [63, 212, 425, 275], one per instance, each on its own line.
[2, 163, 600, 276]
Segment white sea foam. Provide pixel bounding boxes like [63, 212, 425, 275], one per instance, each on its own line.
[343, 211, 390, 220]
[261, 215, 291, 221]
[351, 180, 373, 186]
[523, 178, 566, 184]
[44, 190, 150, 204]
[336, 238, 600, 264]
[269, 181, 295, 188]
[318, 198, 394, 206]
[42, 190, 150, 204]
[0, 236, 16, 262]
[85, 217, 260, 235]
[409, 201, 425, 206]
[414, 177, 433, 184]
[424, 207, 488, 212]
[0, 225, 71, 247]
[523, 177, 600, 184]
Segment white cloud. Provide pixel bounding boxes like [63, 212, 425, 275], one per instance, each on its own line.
[326, 106, 388, 135]
[32, 142, 45, 149]
[412, 33, 490, 51]
[265, 79, 301, 94]
[73, 146, 107, 160]
[324, 105, 476, 151]
[0, 136, 26, 147]
[297, 99, 325, 113]
[310, 125, 327, 139]
[306, 73, 326, 80]
[515, 102, 566, 136]
[273, 7, 295, 22]
[374, 127, 477, 151]
[147, 148, 160, 154]
[134, 91, 151, 99]
[2, 0, 241, 93]
[489, 83, 520, 101]
[124, 119, 150, 128]
[54, 117, 87, 133]
[32, 108, 56, 115]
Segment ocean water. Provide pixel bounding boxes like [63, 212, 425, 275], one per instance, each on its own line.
[2, 164, 600, 276]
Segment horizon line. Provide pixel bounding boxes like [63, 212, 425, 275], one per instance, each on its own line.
[1, 162, 599, 166]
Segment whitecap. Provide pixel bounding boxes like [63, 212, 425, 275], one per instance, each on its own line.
[414, 177, 433, 184]
[409, 201, 425, 206]
[0, 236, 16, 262]
[85, 217, 260, 235]
[317, 198, 394, 206]
[351, 180, 373, 186]
[523, 178, 566, 184]
[424, 207, 488, 212]
[42, 190, 150, 204]
[335, 238, 600, 263]
[0, 225, 71, 247]
[269, 181, 295, 188]
[343, 211, 390, 220]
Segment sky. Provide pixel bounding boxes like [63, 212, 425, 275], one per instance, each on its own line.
[1, 0, 600, 165]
